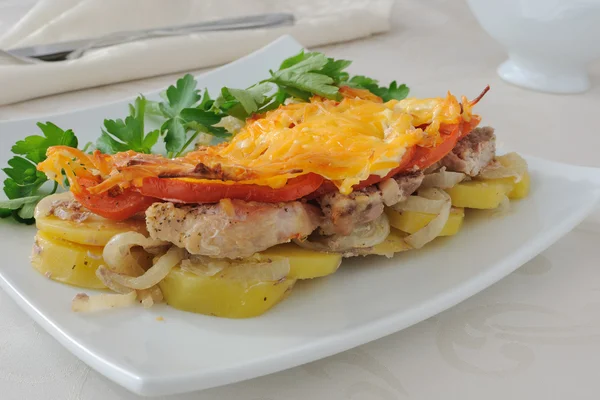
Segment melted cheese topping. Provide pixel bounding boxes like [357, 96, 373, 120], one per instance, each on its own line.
[38, 93, 470, 195]
[189, 95, 463, 194]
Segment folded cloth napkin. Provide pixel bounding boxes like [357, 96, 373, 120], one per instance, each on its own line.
[0, 0, 393, 106]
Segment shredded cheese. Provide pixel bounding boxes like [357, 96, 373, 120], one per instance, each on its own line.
[37, 93, 473, 195]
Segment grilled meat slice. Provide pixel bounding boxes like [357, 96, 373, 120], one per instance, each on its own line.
[317, 186, 384, 236]
[145, 200, 320, 259]
[378, 171, 424, 206]
[441, 126, 496, 176]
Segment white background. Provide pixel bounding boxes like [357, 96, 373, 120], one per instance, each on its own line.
[1, 0, 600, 399]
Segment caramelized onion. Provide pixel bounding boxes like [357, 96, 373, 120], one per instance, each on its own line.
[404, 188, 451, 249]
[103, 232, 168, 276]
[392, 195, 446, 214]
[421, 168, 466, 189]
[98, 246, 185, 290]
[379, 178, 401, 206]
[479, 152, 527, 182]
[71, 291, 137, 313]
[295, 214, 390, 253]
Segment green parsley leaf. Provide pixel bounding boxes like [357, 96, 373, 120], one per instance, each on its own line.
[0, 195, 41, 220]
[97, 96, 157, 154]
[158, 75, 228, 155]
[257, 87, 290, 113]
[274, 72, 338, 99]
[161, 74, 201, 118]
[96, 132, 130, 154]
[215, 82, 275, 119]
[12, 122, 78, 163]
[198, 89, 214, 111]
[348, 76, 409, 101]
[278, 50, 309, 70]
[162, 118, 187, 154]
[2, 122, 79, 224]
[269, 52, 340, 100]
[319, 58, 352, 83]
[0, 195, 43, 210]
[273, 52, 329, 76]
[179, 108, 223, 127]
[18, 200, 38, 219]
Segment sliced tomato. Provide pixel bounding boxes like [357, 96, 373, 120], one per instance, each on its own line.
[140, 173, 324, 204]
[73, 178, 156, 221]
[459, 114, 481, 139]
[401, 123, 461, 171]
[404, 114, 482, 171]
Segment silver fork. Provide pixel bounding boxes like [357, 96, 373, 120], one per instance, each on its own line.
[1, 13, 295, 65]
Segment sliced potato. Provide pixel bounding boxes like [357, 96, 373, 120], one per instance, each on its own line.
[368, 228, 412, 256]
[386, 207, 464, 236]
[477, 153, 531, 200]
[445, 181, 513, 209]
[159, 267, 295, 318]
[481, 171, 530, 200]
[498, 153, 530, 199]
[36, 215, 147, 246]
[509, 171, 531, 199]
[260, 243, 342, 279]
[31, 231, 107, 289]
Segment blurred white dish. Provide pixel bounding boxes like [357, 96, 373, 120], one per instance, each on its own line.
[467, 0, 600, 94]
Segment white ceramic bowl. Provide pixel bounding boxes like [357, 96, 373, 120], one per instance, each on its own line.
[466, 0, 600, 94]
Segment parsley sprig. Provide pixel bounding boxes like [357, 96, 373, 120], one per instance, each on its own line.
[156, 76, 229, 157]
[209, 50, 409, 122]
[97, 96, 159, 154]
[346, 75, 409, 102]
[1, 50, 410, 224]
[0, 122, 78, 224]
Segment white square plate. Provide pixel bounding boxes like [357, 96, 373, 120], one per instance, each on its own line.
[1, 36, 599, 397]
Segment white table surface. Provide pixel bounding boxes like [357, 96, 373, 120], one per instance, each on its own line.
[1, 1, 600, 399]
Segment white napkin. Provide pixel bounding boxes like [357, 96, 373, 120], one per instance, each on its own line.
[0, 0, 393, 106]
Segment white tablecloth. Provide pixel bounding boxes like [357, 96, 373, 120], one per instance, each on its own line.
[1, 1, 600, 399]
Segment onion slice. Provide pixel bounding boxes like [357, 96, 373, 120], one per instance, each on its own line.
[71, 291, 137, 313]
[295, 214, 390, 253]
[379, 178, 401, 206]
[96, 267, 133, 294]
[421, 168, 466, 189]
[138, 286, 164, 308]
[180, 257, 225, 277]
[404, 188, 451, 249]
[494, 195, 511, 216]
[103, 232, 168, 276]
[98, 246, 185, 290]
[479, 152, 527, 182]
[392, 195, 447, 214]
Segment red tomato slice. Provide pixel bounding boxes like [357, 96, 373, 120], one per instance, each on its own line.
[402, 123, 461, 171]
[73, 178, 157, 221]
[404, 116, 482, 170]
[459, 115, 481, 139]
[140, 173, 324, 204]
